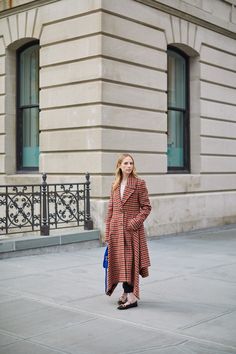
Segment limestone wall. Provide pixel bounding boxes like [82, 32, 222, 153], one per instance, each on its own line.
[0, 0, 235, 237]
[95, 0, 236, 236]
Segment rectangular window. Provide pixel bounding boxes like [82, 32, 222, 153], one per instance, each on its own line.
[167, 47, 190, 172]
[17, 41, 39, 171]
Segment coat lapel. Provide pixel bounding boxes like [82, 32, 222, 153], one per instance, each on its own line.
[121, 175, 137, 205]
[114, 183, 123, 209]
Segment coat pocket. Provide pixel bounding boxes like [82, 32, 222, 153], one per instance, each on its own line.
[127, 218, 140, 231]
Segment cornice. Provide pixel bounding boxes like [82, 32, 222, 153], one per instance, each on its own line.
[0, 0, 59, 18]
[134, 0, 236, 40]
[1, 0, 235, 40]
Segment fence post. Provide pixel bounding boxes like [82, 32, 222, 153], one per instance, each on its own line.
[40, 173, 49, 236]
[84, 172, 93, 230]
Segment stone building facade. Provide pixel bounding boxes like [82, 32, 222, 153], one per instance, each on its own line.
[0, 0, 236, 238]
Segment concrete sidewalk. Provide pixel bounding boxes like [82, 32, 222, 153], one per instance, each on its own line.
[0, 226, 236, 354]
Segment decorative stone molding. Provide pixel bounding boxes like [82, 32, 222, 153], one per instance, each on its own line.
[134, 0, 236, 39]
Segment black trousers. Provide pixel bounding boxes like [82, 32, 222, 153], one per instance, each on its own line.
[123, 282, 134, 293]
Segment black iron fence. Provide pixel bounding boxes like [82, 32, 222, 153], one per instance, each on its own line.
[0, 173, 93, 236]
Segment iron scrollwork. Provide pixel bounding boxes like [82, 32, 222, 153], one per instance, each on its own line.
[0, 174, 93, 236]
[0, 185, 41, 234]
[48, 184, 85, 228]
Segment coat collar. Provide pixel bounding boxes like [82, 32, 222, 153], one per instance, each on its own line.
[120, 175, 138, 205]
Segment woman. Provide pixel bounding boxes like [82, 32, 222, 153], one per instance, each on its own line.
[105, 153, 151, 310]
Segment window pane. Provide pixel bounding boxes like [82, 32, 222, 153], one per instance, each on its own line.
[20, 45, 39, 106]
[18, 42, 39, 170]
[168, 51, 186, 109]
[22, 108, 39, 168]
[167, 110, 184, 167]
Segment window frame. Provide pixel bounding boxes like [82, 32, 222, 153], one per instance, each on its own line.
[167, 46, 190, 173]
[16, 40, 39, 172]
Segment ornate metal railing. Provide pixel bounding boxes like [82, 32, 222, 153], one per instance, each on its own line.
[0, 173, 93, 236]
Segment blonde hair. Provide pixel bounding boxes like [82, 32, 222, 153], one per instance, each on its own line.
[112, 153, 138, 191]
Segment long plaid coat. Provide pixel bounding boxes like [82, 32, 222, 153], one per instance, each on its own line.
[105, 175, 151, 299]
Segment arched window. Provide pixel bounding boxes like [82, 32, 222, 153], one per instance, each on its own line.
[167, 47, 190, 172]
[17, 41, 39, 170]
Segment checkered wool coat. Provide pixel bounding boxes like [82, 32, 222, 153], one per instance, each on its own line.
[105, 175, 151, 299]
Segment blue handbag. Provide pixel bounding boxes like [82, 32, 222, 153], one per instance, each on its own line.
[103, 246, 108, 292]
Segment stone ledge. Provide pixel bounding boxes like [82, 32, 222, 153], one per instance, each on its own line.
[0, 229, 100, 258]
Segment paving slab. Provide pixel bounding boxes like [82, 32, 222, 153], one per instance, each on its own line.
[0, 300, 96, 339]
[137, 341, 236, 354]
[144, 275, 236, 307]
[0, 272, 103, 303]
[0, 298, 49, 321]
[70, 289, 233, 334]
[0, 340, 68, 354]
[0, 333, 20, 349]
[30, 316, 185, 354]
[179, 310, 236, 348]
[0, 226, 236, 353]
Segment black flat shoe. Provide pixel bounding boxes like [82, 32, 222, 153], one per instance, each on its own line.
[117, 301, 138, 310]
[117, 298, 127, 305]
[117, 294, 127, 305]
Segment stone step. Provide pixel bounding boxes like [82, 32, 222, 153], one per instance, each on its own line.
[0, 230, 100, 259]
